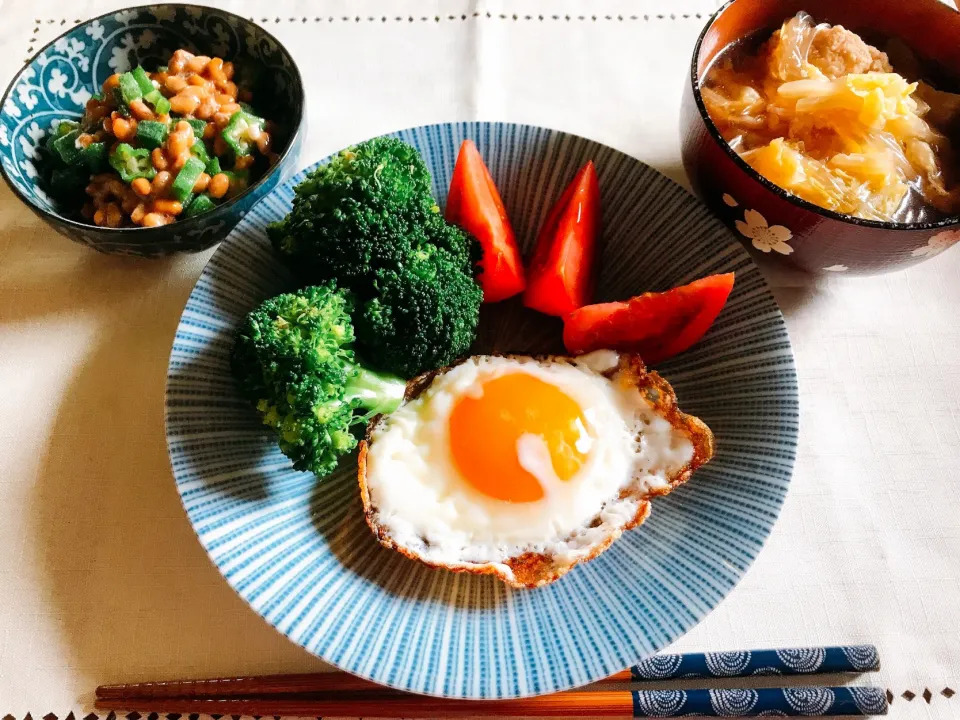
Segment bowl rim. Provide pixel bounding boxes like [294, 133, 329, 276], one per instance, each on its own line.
[0, 2, 305, 239]
[690, 0, 960, 232]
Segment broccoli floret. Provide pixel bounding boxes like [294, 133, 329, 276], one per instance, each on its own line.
[357, 246, 483, 377]
[231, 284, 407, 477]
[267, 137, 441, 292]
[421, 211, 481, 276]
[265, 137, 484, 378]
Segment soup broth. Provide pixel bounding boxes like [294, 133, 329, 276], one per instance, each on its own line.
[701, 12, 960, 224]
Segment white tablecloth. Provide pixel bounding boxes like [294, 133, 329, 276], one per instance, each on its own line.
[1, 1, 959, 718]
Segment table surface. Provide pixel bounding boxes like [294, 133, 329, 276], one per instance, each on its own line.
[1, 1, 959, 718]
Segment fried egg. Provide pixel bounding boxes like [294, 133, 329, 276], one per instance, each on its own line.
[358, 351, 714, 588]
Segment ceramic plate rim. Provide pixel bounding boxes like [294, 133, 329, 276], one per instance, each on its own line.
[164, 120, 799, 699]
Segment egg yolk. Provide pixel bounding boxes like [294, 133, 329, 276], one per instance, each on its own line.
[448, 372, 592, 503]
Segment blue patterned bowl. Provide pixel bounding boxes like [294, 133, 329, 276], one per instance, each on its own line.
[166, 122, 799, 699]
[0, 5, 304, 256]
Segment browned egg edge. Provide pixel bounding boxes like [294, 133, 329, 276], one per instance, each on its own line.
[357, 353, 716, 589]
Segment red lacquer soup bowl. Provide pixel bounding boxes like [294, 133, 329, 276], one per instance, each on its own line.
[680, 0, 960, 276]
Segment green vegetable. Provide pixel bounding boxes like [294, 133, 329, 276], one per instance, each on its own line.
[171, 156, 206, 202]
[264, 137, 483, 377]
[79, 142, 109, 174]
[190, 139, 210, 165]
[231, 284, 406, 476]
[223, 169, 249, 196]
[154, 95, 171, 116]
[117, 72, 143, 106]
[135, 120, 169, 150]
[143, 89, 170, 116]
[419, 210, 481, 276]
[220, 110, 265, 157]
[156, 65, 168, 73]
[266, 137, 444, 291]
[108, 143, 156, 183]
[45, 120, 78, 151]
[51, 129, 82, 165]
[111, 88, 131, 117]
[205, 156, 221, 176]
[184, 193, 216, 218]
[357, 245, 482, 377]
[184, 118, 207, 138]
[48, 166, 88, 200]
[131, 66, 155, 95]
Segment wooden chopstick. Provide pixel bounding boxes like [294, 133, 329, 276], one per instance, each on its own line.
[96, 671, 383, 699]
[94, 686, 888, 717]
[96, 644, 878, 700]
[94, 669, 630, 699]
[95, 645, 885, 717]
[94, 691, 632, 716]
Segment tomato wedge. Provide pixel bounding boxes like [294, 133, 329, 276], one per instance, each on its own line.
[562, 273, 736, 364]
[523, 161, 601, 317]
[445, 140, 525, 303]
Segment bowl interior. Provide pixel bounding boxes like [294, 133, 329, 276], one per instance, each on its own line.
[166, 122, 799, 699]
[0, 5, 303, 221]
[697, 0, 960, 76]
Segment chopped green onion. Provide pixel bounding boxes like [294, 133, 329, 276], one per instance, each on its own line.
[184, 193, 216, 218]
[171, 156, 206, 203]
[131, 66, 155, 95]
[80, 142, 109, 174]
[136, 120, 169, 150]
[55, 120, 79, 135]
[190, 139, 210, 164]
[184, 118, 207, 138]
[52, 129, 82, 165]
[155, 95, 171, 116]
[118, 72, 143, 106]
[143, 89, 170, 116]
[45, 120, 78, 152]
[220, 110, 265, 158]
[111, 87, 131, 117]
[108, 143, 156, 183]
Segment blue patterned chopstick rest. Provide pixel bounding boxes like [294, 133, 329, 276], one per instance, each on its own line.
[632, 686, 887, 717]
[632, 645, 880, 680]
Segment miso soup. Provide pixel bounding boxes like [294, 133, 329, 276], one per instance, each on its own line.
[701, 12, 960, 224]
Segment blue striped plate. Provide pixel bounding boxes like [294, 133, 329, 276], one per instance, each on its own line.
[165, 122, 798, 700]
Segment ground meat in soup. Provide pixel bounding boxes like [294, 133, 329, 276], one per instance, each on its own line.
[808, 25, 892, 79]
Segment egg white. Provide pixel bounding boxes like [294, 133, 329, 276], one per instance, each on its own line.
[362, 352, 695, 569]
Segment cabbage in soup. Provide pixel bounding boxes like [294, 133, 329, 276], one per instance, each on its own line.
[701, 12, 960, 224]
